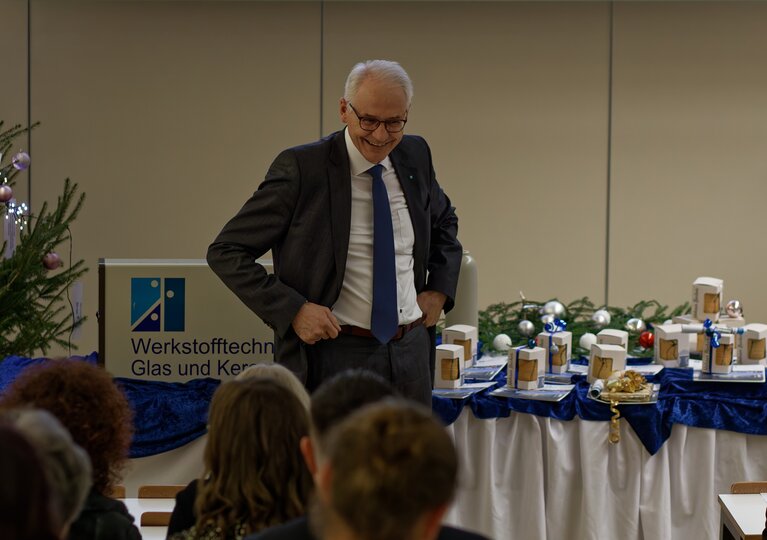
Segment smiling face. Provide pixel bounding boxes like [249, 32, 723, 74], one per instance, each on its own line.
[340, 75, 409, 164]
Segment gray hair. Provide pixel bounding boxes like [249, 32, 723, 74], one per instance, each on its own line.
[235, 362, 311, 411]
[344, 60, 414, 107]
[4, 408, 92, 530]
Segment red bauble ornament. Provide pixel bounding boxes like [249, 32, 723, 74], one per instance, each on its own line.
[638, 331, 654, 349]
[42, 252, 63, 270]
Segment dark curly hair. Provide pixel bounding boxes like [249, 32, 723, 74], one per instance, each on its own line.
[0, 359, 134, 495]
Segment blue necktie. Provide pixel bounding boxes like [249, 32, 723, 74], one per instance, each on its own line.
[368, 164, 398, 344]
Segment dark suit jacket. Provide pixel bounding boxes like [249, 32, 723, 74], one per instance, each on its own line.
[244, 515, 492, 540]
[207, 130, 462, 383]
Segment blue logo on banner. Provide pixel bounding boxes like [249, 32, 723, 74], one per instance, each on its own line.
[131, 278, 185, 332]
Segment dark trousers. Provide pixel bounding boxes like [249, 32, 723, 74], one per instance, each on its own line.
[305, 324, 432, 406]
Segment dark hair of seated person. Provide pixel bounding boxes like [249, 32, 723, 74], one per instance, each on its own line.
[309, 368, 396, 440]
[0, 424, 59, 540]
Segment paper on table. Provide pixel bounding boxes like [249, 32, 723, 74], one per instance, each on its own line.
[762, 493, 767, 503]
[432, 382, 496, 400]
[490, 384, 574, 402]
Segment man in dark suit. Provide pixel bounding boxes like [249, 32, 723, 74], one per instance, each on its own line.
[244, 370, 491, 540]
[207, 60, 462, 404]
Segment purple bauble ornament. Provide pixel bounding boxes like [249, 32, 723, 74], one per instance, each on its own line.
[42, 252, 63, 270]
[0, 184, 12, 203]
[12, 151, 31, 171]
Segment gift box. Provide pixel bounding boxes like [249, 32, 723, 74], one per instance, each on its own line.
[442, 324, 478, 369]
[719, 315, 746, 360]
[434, 344, 465, 389]
[653, 323, 689, 368]
[507, 345, 545, 390]
[673, 314, 702, 353]
[589, 343, 626, 383]
[597, 329, 628, 350]
[701, 333, 734, 374]
[692, 276, 723, 323]
[740, 323, 767, 366]
[536, 331, 572, 374]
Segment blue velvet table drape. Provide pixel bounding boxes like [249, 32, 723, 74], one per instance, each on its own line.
[2, 353, 766, 457]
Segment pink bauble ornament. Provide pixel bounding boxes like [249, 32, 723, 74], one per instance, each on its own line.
[42, 252, 63, 270]
[638, 331, 654, 349]
[0, 184, 12, 203]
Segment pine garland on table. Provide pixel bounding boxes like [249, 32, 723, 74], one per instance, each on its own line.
[478, 296, 691, 357]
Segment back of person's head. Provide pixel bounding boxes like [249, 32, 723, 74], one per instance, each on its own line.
[235, 362, 310, 411]
[322, 399, 458, 540]
[0, 424, 59, 540]
[3, 408, 92, 535]
[0, 358, 134, 496]
[196, 378, 313, 535]
[310, 369, 396, 445]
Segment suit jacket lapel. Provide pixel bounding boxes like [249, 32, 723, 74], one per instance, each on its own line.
[327, 131, 352, 298]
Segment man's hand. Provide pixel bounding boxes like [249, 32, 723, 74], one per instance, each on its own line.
[417, 291, 447, 327]
[291, 302, 342, 345]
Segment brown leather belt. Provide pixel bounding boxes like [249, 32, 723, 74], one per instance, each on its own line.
[339, 316, 425, 341]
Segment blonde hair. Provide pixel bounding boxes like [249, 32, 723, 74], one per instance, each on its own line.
[235, 363, 310, 411]
[194, 379, 312, 536]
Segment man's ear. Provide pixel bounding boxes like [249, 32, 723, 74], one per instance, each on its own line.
[421, 503, 449, 540]
[300, 435, 318, 476]
[339, 98, 350, 123]
[317, 460, 334, 504]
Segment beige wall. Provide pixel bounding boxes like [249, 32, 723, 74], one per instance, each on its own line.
[9, 0, 767, 356]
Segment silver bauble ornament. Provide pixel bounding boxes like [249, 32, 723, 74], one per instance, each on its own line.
[592, 313, 608, 328]
[543, 300, 566, 318]
[492, 334, 512, 352]
[593, 309, 611, 326]
[579, 332, 597, 350]
[0, 184, 12, 203]
[625, 317, 646, 333]
[550, 343, 560, 355]
[725, 299, 743, 318]
[540, 314, 556, 326]
[517, 320, 535, 337]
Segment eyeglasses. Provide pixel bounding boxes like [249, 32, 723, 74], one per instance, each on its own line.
[347, 103, 408, 133]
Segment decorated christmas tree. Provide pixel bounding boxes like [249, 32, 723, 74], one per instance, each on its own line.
[0, 121, 87, 359]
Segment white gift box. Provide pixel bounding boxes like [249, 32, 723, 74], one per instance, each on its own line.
[692, 276, 723, 323]
[434, 344, 465, 389]
[589, 343, 626, 383]
[653, 324, 690, 368]
[597, 329, 628, 350]
[443, 324, 478, 369]
[701, 333, 734, 374]
[507, 345, 545, 390]
[740, 323, 767, 366]
[673, 314, 703, 353]
[536, 331, 572, 374]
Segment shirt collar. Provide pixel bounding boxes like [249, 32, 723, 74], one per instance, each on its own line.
[344, 127, 393, 177]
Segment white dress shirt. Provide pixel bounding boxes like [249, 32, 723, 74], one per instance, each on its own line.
[332, 128, 423, 328]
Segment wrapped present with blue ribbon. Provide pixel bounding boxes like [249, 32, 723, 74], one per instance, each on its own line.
[508, 339, 545, 390]
[536, 318, 572, 374]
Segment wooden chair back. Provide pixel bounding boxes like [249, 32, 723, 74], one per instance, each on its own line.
[730, 481, 767, 494]
[137, 484, 186, 498]
[109, 485, 126, 498]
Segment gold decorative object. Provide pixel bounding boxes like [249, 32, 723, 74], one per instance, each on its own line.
[602, 370, 650, 444]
